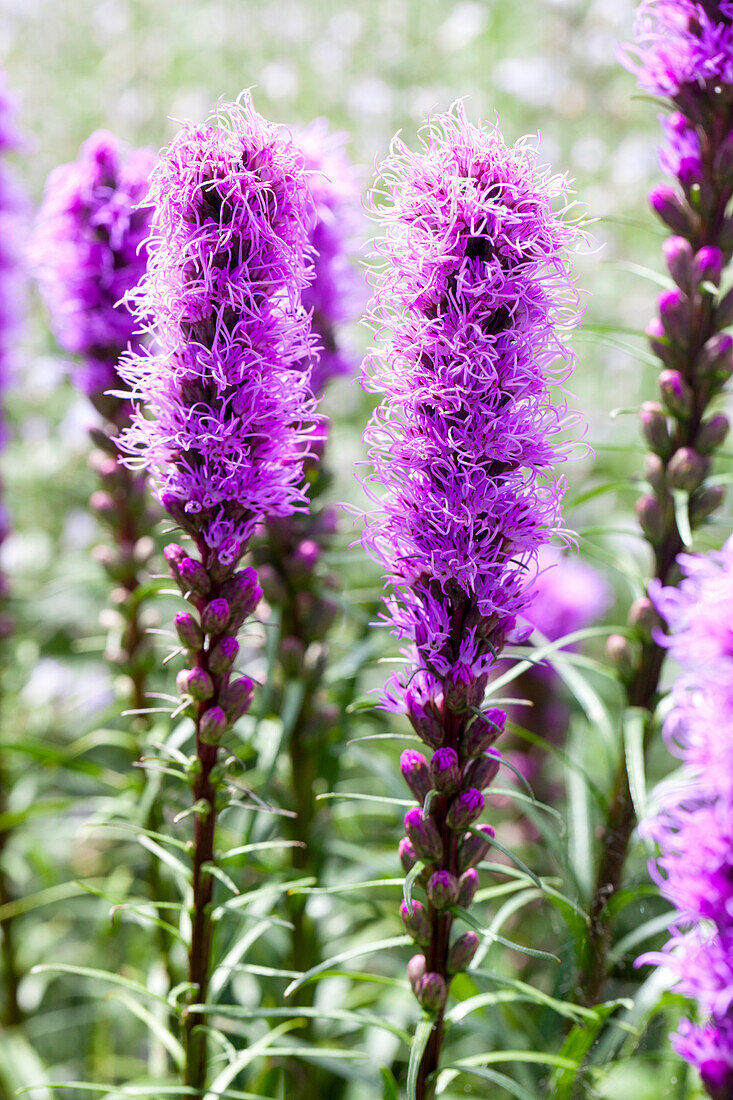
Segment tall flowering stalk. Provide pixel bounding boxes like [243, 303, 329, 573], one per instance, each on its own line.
[0, 71, 23, 1029]
[637, 539, 733, 1099]
[118, 96, 317, 1093]
[252, 122, 361, 1021]
[584, 0, 733, 1004]
[32, 131, 157, 713]
[360, 104, 583, 1097]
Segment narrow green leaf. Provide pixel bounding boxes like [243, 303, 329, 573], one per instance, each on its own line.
[403, 861, 425, 914]
[316, 792, 413, 808]
[623, 707, 649, 824]
[31, 964, 168, 1005]
[111, 992, 185, 1068]
[380, 1066, 400, 1100]
[284, 935, 411, 997]
[673, 488, 693, 548]
[440, 1065, 540, 1100]
[407, 1017, 435, 1100]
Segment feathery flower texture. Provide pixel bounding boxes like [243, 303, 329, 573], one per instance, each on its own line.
[120, 96, 317, 565]
[640, 539, 733, 1099]
[362, 103, 583, 1086]
[33, 130, 155, 413]
[117, 95, 318, 1090]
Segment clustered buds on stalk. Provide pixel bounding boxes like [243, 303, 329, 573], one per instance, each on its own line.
[360, 105, 583, 1093]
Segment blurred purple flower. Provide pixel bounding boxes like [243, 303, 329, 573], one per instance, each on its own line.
[624, 1, 733, 99]
[32, 130, 156, 406]
[639, 538, 733, 1097]
[524, 545, 612, 645]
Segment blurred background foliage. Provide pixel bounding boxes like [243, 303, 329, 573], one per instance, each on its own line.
[0, 0, 727, 1097]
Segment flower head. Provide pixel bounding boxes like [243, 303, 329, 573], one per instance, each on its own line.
[361, 102, 584, 704]
[32, 130, 155, 400]
[119, 95, 319, 564]
[295, 120, 363, 394]
[624, 1, 733, 99]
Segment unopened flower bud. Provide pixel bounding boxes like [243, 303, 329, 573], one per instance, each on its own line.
[177, 667, 211, 700]
[209, 635, 239, 675]
[220, 676, 255, 722]
[201, 598, 230, 635]
[430, 747, 461, 793]
[178, 557, 211, 596]
[401, 899, 430, 945]
[463, 748, 501, 791]
[649, 185, 691, 236]
[405, 686, 444, 749]
[698, 332, 733, 390]
[639, 402, 672, 458]
[399, 836, 417, 873]
[698, 413, 730, 455]
[444, 663, 478, 710]
[407, 953, 426, 993]
[222, 567, 262, 621]
[90, 490, 116, 521]
[667, 447, 707, 492]
[400, 750, 431, 805]
[677, 155, 703, 194]
[427, 870, 459, 910]
[658, 288, 689, 345]
[644, 453, 666, 494]
[457, 824, 495, 873]
[659, 369, 694, 419]
[164, 543, 187, 582]
[694, 245, 723, 288]
[628, 597, 661, 641]
[175, 611, 203, 651]
[636, 493, 668, 545]
[606, 634, 635, 680]
[457, 868, 479, 908]
[293, 539, 320, 573]
[646, 318, 676, 367]
[199, 705, 228, 744]
[415, 972, 448, 1012]
[462, 708, 506, 757]
[255, 563, 285, 604]
[89, 426, 119, 457]
[690, 484, 726, 524]
[662, 236, 693, 291]
[446, 788, 484, 830]
[404, 807, 443, 862]
[447, 931, 480, 974]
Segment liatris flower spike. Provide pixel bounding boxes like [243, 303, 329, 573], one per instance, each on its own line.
[584, 0, 733, 1008]
[638, 538, 733, 1100]
[361, 102, 584, 1097]
[118, 94, 318, 1092]
[32, 132, 158, 712]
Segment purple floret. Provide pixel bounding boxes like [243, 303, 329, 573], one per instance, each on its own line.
[639, 538, 733, 1094]
[361, 102, 584, 704]
[0, 76, 22, 406]
[118, 95, 319, 564]
[32, 130, 156, 401]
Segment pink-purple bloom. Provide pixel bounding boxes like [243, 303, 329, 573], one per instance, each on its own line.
[639, 538, 733, 1098]
[295, 120, 363, 394]
[624, 1, 733, 100]
[118, 96, 319, 565]
[32, 131, 156, 405]
[362, 103, 584, 1054]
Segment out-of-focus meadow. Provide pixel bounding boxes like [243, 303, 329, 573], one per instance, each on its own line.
[0, 2, 725, 1098]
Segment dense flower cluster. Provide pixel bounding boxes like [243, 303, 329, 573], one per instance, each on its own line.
[361, 104, 583, 1088]
[119, 96, 318, 564]
[640, 539, 733, 1099]
[32, 130, 155, 406]
[625, 1, 733, 100]
[363, 103, 583, 706]
[296, 120, 362, 394]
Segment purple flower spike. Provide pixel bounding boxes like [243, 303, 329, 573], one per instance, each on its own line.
[623, 1, 733, 99]
[294, 120, 364, 394]
[360, 105, 582, 1068]
[118, 94, 319, 565]
[32, 130, 156, 410]
[638, 539, 733, 1095]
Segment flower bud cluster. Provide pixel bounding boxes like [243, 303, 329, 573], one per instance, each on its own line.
[168, 544, 262, 750]
[621, 4, 733, 666]
[399, 674, 505, 1009]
